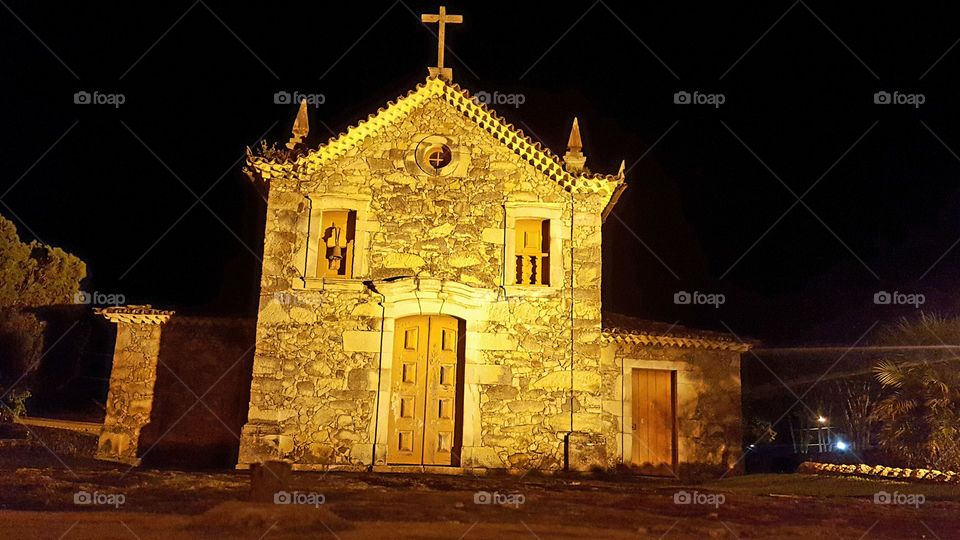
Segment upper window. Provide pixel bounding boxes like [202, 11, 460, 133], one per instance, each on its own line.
[515, 219, 550, 286]
[423, 144, 452, 173]
[319, 210, 356, 278]
[297, 194, 370, 289]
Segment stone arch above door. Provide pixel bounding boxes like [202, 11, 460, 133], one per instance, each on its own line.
[374, 277, 500, 322]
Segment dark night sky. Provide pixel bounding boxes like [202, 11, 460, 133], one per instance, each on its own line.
[3, 1, 960, 346]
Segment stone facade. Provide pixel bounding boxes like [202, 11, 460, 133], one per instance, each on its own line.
[238, 78, 616, 471]
[234, 76, 751, 476]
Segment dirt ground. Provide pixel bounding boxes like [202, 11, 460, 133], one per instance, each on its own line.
[0, 451, 957, 539]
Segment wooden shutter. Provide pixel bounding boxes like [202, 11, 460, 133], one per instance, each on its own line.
[515, 219, 549, 285]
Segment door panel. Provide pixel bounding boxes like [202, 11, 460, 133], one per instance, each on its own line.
[631, 369, 676, 475]
[387, 315, 462, 466]
[423, 317, 460, 465]
[387, 316, 428, 465]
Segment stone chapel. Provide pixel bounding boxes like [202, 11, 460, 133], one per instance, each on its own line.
[93, 7, 750, 477]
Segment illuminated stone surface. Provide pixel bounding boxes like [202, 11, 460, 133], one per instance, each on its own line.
[232, 72, 750, 476]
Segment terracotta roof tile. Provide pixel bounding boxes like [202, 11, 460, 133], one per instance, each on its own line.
[601, 312, 754, 352]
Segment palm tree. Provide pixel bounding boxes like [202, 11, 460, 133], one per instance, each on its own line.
[833, 379, 879, 452]
[872, 314, 960, 470]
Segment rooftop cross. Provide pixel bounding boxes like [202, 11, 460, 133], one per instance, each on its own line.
[421, 6, 463, 81]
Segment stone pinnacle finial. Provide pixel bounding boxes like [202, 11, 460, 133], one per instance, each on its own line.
[567, 117, 583, 152]
[563, 117, 587, 173]
[285, 99, 310, 150]
[617, 159, 626, 178]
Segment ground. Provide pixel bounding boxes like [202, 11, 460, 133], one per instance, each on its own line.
[1, 444, 958, 540]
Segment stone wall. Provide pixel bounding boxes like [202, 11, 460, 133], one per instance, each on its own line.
[599, 340, 743, 477]
[97, 312, 255, 467]
[139, 317, 256, 467]
[97, 322, 163, 464]
[239, 94, 607, 471]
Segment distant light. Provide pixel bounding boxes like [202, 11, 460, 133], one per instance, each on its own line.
[835, 440, 849, 451]
[817, 416, 828, 424]
[748, 444, 756, 449]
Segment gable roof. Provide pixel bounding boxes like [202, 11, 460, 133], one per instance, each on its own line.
[602, 312, 754, 352]
[247, 77, 626, 214]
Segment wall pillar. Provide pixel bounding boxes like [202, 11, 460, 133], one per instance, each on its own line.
[95, 305, 173, 465]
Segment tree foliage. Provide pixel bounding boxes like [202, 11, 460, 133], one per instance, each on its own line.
[872, 314, 960, 470]
[0, 215, 86, 308]
[0, 214, 87, 418]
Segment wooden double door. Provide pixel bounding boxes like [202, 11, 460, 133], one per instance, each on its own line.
[631, 368, 677, 476]
[387, 315, 464, 466]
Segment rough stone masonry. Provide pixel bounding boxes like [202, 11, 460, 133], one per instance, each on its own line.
[224, 76, 751, 476]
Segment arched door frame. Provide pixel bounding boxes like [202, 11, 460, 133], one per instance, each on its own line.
[370, 278, 498, 468]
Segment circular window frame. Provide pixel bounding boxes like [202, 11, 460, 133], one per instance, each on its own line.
[414, 136, 459, 176]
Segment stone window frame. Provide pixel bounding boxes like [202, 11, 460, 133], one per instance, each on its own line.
[297, 193, 373, 289]
[504, 202, 564, 296]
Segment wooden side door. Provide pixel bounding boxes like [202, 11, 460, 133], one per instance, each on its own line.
[387, 316, 429, 465]
[631, 368, 676, 476]
[422, 316, 460, 465]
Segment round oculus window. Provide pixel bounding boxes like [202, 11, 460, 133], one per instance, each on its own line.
[424, 144, 452, 172]
[414, 136, 458, 176]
